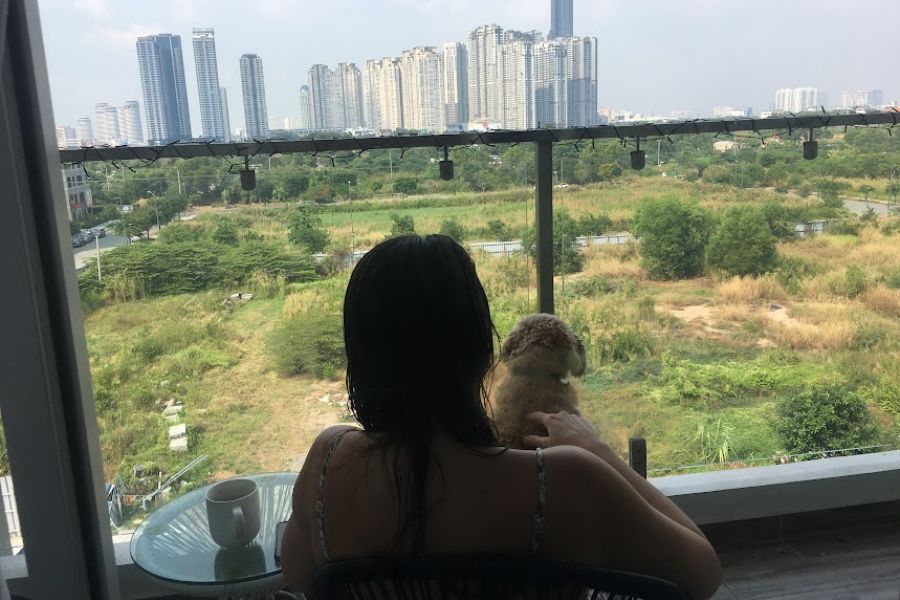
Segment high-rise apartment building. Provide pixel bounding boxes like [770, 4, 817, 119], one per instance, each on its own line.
[298, 85, 312, 130]
[498, 39, 535, 130]
[136, 33, 192, 144]
[118, 100, 144, 145]
[712, 106, 752, 118]
[336, 63, 365, 129]
[75, 116, 93, 145]
[308, 64, 333, 130]
[192, 28, 227, 140]
[377, 58, 405, 131]
[534, 40, 568, 127]
[774, 87, 825, 113]
[400, 47, 445, 132]
[467, 24, 504, 123]
[239, 54, 269, 139]
[563, 36, 597, 126]
[549, 0, 574, 39]
[219, 86, 232, 142]
[840, 89, 884, 109]
[55, 125, 78, 149]
[94, 103, 122, 145]
[442, 42, 469, 128]
[362, 60, 383, 130]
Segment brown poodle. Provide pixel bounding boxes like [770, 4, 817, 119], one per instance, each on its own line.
[491, 314, 587, 449]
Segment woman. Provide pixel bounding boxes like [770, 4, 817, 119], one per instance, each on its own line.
[282, 234, 721, 599]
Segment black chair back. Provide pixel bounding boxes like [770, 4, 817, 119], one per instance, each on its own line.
[312, 555, 690, 600]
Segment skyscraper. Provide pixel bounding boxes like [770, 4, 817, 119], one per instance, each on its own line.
[298, 85, 312, 130]
[240, 54, 269, 139]
[534, 40, 568, 127]
[442, 42, 469, 128]
[377, 58, 405, 131]
[563, 36, 597, 126]
[400, 48, 445, 132]
[774, 87, 825, 113]
[549, 0, 574, 39]
[94, 103, 121, 145]
[192, 28, 227, 140]
[219, 86, 232, 142]
[118, 100, 144, 145]
[55, 125, 78, 149]
[308, 64, 333, 130]
[136, 33, 192, 144]
[498, 38, 535, 130]
[362, 60, 383, 130]
[467, 24, 504, 123]
[336, 63, 365, 129]
[75, 116, 93, 145]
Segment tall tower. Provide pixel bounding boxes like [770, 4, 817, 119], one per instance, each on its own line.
[549, 0, 574, 38]
[563, 36, 597, 126]
[534, 40, 568, 127]
[118, 100, 144, 145]
[363, 60, 383, 130]
[219, 86, 232, 142]
[498, 39, 535, 130]
[336, 63, 365, 129]
[240, 54, 269, 139]
[467, 24, 504, 124]
[136, 33, 192, 144]
[75, 116, 94, 145]
[298, 85, 312, 130]
[442, 42, 469, 128]
[378, 58, 405, 131]
[94, 103, 121, 145]
[192, 28, 227, 140]
[308, 64, 333, 130]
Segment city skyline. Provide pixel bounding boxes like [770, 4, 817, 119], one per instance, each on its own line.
[40, 0, 898, 136]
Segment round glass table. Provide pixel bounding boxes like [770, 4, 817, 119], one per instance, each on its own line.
[131, 472, 298, 598]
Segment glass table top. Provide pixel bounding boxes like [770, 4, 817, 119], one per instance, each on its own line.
[130, 472, 298, 586]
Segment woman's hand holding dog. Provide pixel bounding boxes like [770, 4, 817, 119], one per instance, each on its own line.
[522, 411, 609, 455]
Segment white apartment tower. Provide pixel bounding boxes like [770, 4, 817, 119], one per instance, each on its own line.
[774, 87, 826, 113]
[378, 58, 405, 131]
[336, 63, 365, 129]
[192, 28, 227, 141]
[400, 47, 445, 132]
[563, 36, 598, 126]
[442, 42, 469, 128]
[363, 60, 383, 130]
[219, 86, 232, 142]
[55, 125, 78, 149]
[94, 103, 122, 145]
[239, 54, 269, 139]
[841, 90, 884, 109]
[298, 85, 312, 130]
[118, 100, 144, 145]
[467, 25, 503, 123]
[534, 40, 568, 127]
[498, 39, 535, 130]
[308, 64, 334, 130]
[75, 116, 93, 145]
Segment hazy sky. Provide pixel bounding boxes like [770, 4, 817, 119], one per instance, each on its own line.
[38, 0, 898, 134]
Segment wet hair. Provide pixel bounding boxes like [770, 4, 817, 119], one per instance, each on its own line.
[344, 234, 500, 551]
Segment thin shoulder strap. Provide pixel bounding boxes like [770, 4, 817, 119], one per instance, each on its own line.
[531, 447, 546, 555]
[316, 429, 353, 562]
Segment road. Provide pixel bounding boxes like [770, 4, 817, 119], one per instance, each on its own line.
[843, 198, 893, 217]
[72, 229, 127, 271]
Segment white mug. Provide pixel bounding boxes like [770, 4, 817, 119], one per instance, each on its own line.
[206, 479, 261, 548]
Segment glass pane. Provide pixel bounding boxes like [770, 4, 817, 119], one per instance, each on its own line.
[0, 422, 23, 556]
[554, 135, 900, 475]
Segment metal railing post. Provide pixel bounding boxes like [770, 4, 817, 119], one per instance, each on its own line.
[535, 141, 554, 314]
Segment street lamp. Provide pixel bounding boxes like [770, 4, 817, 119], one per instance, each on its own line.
[147, 190, 160, 235]
[348, 181, 354, 263]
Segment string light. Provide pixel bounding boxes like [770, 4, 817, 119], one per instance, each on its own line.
[803, 128, 818, 160]
[630, 138, 646, 170]
[439, 146, 454, 181]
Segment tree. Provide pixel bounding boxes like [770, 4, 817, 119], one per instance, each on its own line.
[487, 219, 513, 241]
[858, 184, 875, 201]
[393, 177, 418, 195]
[707, 206, 778, 277]
[775, 385, 878, 454]
[631, 196, 713, 280]
[521, 209, 583, 275]
[816, 179, 844, 209]
[388, 213, 416, 238]
[760, 202, 797, 240]
[288, 207, 331, 253]
[886, 181, 900, 205]
[438, 219, 466, 243]
[211, 219, 240, 246]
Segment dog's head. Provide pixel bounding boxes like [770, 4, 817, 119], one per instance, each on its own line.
[500, 314, 587, 377]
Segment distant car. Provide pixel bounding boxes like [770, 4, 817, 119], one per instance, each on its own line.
[71, 232, 87, 247]
[80, 229, 95, 243]
[91, 226, 106, 238]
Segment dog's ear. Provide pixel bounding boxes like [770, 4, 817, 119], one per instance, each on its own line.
[500, 327, 521, 362]
[566, 334, 587, 377]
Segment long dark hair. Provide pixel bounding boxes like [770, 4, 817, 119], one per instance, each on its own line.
[344, 234, 500, 551]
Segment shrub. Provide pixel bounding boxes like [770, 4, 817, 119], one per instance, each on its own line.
[521, 209, 584, 274]
[885, 269, 900, 290]
[267, 312, 345, 378]
[438, 219, 466, 243]
[631, 196, 712, 280]
[843, 265, 868, 298]
[393, 177, 418, 195]
[388, 213, 416, 237]
[708, 206, 779, 277]
[287, 207, 331, 253]
[776, 257, 817, 294]
[487, 219, 514, 241]
[211, 220, 240, 246]
[775, 385, 878, 454]
[576, 213, 614, 236]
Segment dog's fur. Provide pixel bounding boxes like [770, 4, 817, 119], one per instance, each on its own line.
[491, 314, 587, 448]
